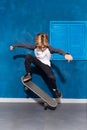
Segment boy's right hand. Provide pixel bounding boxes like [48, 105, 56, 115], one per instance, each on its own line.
[10, 46, 14, 50]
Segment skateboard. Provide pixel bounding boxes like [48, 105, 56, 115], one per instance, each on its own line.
[21, 76, 57, 110]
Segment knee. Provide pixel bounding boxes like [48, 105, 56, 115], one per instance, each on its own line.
[25, 54, 33, 64]
[25, 54, 33, 61]
[25, 54, 32, 59]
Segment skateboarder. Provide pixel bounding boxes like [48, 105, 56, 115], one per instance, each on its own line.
[10, 33, 73, 98]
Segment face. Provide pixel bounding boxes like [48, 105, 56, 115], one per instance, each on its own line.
[38, 45, 47, 52]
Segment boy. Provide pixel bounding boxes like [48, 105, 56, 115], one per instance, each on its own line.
[10, 33, 73, 98]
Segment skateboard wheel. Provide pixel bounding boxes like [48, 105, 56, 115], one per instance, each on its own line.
[44, 102, 48, 110]
[24, 86, 28, 91]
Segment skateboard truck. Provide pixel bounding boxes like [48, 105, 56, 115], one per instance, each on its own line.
[44, 102, 48, 110]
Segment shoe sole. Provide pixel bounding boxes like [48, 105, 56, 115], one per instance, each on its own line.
[23, 77, 31, 82]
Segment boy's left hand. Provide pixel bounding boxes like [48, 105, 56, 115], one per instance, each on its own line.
[64, 54, 73, 62]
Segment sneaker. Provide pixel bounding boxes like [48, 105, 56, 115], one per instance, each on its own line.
[53, 89, 62, 98]
[23, 73, 31, 82]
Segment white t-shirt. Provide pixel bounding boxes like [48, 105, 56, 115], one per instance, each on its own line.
[34, 48, 51, 66]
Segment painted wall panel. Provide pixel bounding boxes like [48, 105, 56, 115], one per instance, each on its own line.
[0, 0, 87, 99]
[50, 21, 87, 60]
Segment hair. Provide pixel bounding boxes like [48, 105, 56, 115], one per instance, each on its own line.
[35, 33, 48, 47]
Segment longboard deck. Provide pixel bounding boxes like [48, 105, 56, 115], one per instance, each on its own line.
[21, 77, 57, 109]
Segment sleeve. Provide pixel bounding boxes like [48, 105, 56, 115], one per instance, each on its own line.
[48, 45, 67, 56]
[12, 43, 35, 50]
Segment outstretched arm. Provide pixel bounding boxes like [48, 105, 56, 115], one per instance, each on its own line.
[10, 43, 35, 51]
[48, 45, 73, 62]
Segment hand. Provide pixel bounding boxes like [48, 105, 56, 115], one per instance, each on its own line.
[64, 54, 73, 62]
[10, 46, 14, 50]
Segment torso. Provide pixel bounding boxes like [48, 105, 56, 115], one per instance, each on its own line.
[34, 48, 51, 66]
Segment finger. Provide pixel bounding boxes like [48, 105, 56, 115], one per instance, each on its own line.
[10, 46, 13, 50]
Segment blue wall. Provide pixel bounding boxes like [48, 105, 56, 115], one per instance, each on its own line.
[0, 0, 87, 98]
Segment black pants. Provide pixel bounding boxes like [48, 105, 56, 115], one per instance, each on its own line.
[25, 54, 58, 90]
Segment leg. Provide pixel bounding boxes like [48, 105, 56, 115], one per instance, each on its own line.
[24, 54, 46, 81]
[37, 64, 62, 98]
